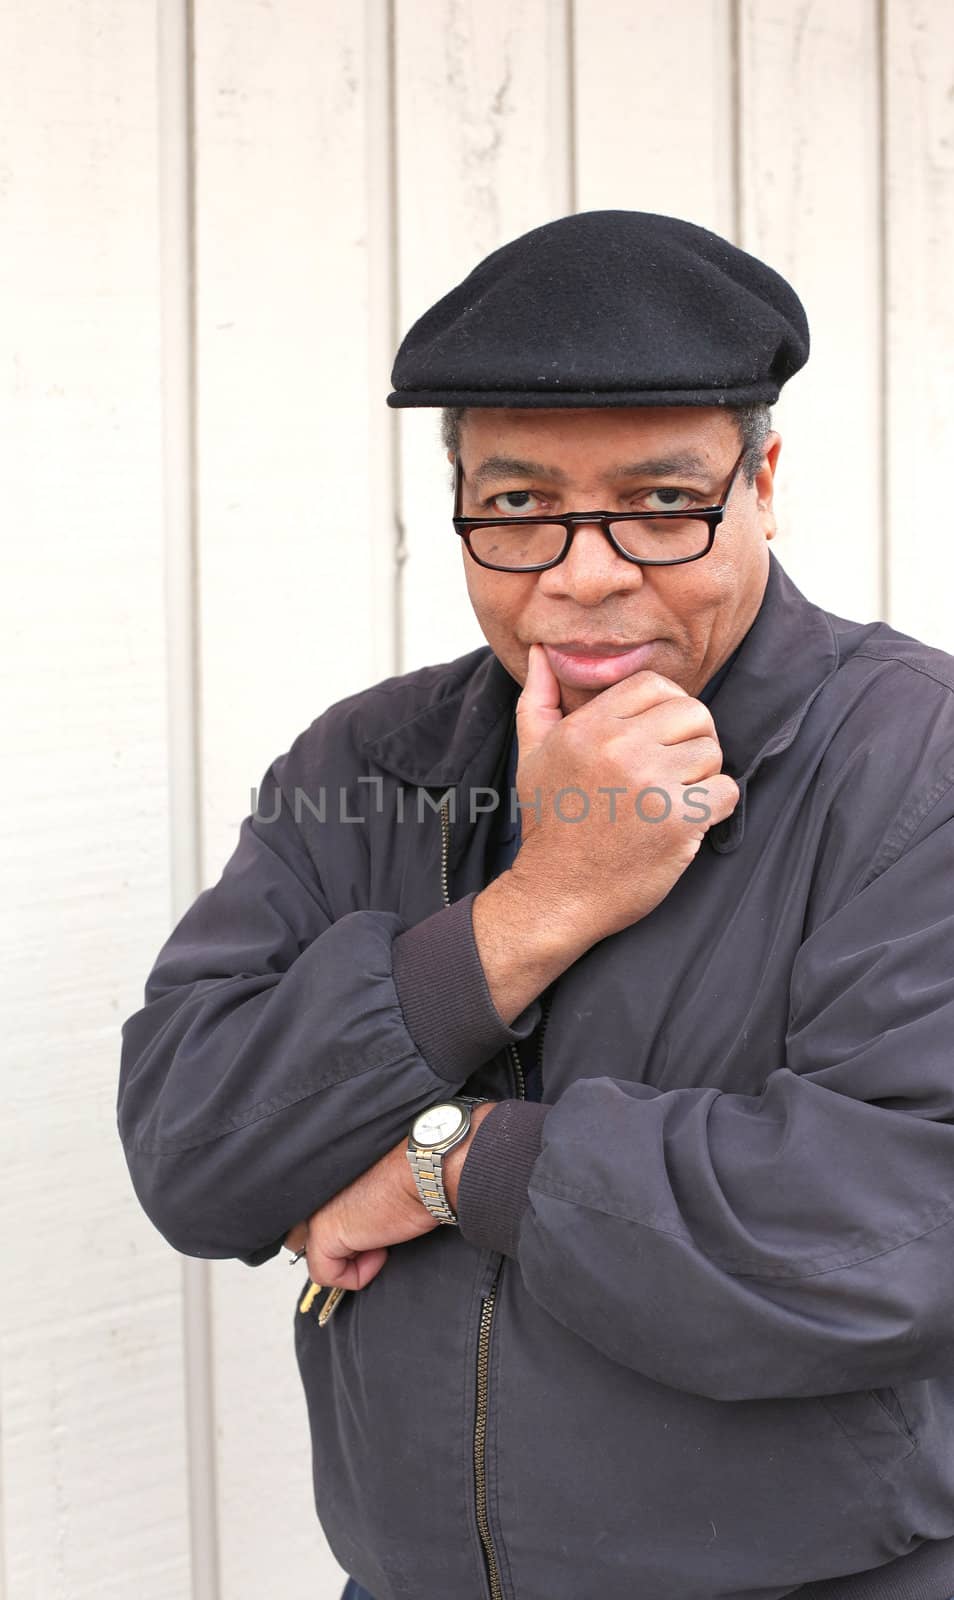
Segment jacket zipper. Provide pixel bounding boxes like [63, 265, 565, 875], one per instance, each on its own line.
[439, 793, 552, 1600]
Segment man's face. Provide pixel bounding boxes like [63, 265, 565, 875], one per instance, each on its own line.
[455, 406, 781, 713]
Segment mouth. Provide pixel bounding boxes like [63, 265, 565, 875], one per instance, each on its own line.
[542, 639, 661, 689]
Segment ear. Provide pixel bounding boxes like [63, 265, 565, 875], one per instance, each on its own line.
[756, 432, 782, 541]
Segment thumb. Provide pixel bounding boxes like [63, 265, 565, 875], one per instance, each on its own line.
[516, 643, 563, 758]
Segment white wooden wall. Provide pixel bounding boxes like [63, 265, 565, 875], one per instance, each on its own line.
[3, 2, 953, 1597]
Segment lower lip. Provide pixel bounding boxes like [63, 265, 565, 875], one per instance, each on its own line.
[543, 641, 660, 688]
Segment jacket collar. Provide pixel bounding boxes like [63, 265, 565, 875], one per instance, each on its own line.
[361, 648, 517, 789]
[704, 550, 839, 852]
[362, 551, 840, 854]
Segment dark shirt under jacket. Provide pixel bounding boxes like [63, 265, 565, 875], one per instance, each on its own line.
[486, 643, 743, 1101]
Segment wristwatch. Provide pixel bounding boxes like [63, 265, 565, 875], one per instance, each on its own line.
[406, 1096, 491, 1224]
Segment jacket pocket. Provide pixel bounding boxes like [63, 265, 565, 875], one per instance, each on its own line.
[818, 1386, 918, 1480]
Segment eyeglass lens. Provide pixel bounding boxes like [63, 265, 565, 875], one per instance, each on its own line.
[467, 515, 712, 569]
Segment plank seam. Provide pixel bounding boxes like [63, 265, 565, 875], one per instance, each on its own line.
[387, 0, 404, 677]
[157, 0, 221, 1594]
[730, 0, 743, 244]
[566, 0, 578, 213]
[876, 0, 889, 622]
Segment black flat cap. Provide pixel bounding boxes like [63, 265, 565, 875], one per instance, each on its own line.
[387, 210, 809, 410]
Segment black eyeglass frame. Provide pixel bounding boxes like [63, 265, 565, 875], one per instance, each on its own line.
[452, 444, 749, 572]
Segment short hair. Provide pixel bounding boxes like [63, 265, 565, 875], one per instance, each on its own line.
[440, 403, 772, 488]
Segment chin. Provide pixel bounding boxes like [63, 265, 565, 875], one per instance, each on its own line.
[559, 684, 601, 714]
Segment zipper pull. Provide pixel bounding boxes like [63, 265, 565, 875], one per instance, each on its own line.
[477, 1251, 503, 1298]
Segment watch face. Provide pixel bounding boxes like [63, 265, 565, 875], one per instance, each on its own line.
[414, 1103, 466, 1147]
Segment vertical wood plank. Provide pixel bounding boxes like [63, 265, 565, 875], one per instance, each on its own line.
[0, 2, 191, 1596]
[573, 0, 736, 236]
[156, 4, 222, 1594]
[394, 0, 574, 671]
[883, 0, 954, 651]
[191, 2, 389, 1595]
[193, 0, 395, 863]
[738, 0, 883, 619]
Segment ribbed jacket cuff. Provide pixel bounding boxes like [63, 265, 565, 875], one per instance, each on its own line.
[456, 1099, 552, 1258]
[391, 892, 541, 1083]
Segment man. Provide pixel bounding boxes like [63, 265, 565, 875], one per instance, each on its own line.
[118, 212, 954, 1600]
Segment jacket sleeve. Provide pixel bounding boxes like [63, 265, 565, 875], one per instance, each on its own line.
[456, 781, 954, 1402]
[118, 753, 536, 1266]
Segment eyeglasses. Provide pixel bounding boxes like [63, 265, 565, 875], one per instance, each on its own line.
[452, 445, 748, 572]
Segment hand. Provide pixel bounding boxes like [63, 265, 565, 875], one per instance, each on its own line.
[509, 643, 740, 946]
[284, 1103, 498, 1291]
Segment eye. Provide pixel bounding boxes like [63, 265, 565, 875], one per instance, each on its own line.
[486, 489, 544, 516]
[641, 487, 697, 512]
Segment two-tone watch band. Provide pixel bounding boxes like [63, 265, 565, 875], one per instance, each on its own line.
[406, 1096, 490, 1224]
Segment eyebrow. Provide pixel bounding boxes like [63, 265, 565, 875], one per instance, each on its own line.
[469, 449, 716, 492]
[610, 451, 713, 480]
[470, 455, 569, 491]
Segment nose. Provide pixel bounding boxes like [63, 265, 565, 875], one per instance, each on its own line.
[535, 519, 646, 605]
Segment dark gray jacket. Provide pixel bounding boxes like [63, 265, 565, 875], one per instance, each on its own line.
[118, 552, 954, 1600]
